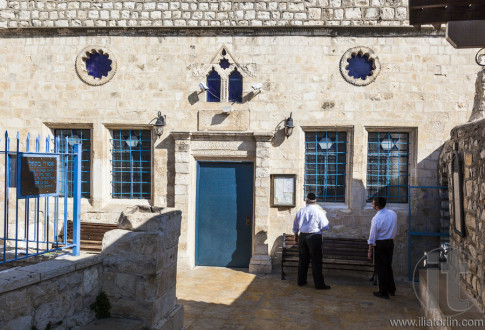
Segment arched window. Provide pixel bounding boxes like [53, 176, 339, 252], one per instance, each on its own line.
[206, 68, 221, 102]
[228, 69, 243, 103]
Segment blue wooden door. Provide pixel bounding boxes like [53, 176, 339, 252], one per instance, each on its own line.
[196, 162, 253, 267]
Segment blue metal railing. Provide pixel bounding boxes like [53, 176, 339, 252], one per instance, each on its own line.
[110, 129, 151, 199]
[367, 132, 409, 203]
[304, 131, 347, 202]
[0, 131, 81, 264]
[408, 185, 449, 281]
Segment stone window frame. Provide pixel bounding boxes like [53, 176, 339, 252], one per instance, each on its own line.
[339, 46, 381, 87]
[363, 126, 418, 208]
[75, 46, 117, 86]
[109, 128, 153, 200]
[300, 126, 354, 208]
[44, 122, 94, 204]
[102, 124, 156, 206]
[203, 46, 247, 103]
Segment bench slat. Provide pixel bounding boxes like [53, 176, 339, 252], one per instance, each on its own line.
[281, 233, 374, 280]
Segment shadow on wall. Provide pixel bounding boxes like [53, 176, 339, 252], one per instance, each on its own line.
[99, 205, 183, 328]
[268, 142, 448, 278]
[155, 135, 176, 207]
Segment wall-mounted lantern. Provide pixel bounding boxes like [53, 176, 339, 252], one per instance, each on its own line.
[152, 111, 166, 137]
[284, 113, 294, 138]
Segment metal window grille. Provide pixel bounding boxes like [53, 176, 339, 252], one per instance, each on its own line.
[366, 132, 409, 203]
[304, 132, 347, 202]
[53, 129, 91, 198]
[111, 129, 151, 199]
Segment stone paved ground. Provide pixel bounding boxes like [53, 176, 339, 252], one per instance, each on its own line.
[177, 267, 425, 329]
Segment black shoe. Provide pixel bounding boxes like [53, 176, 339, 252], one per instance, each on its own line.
[298, 281, 308, 287]
[389, 291, 396, 296]
[373, 292, 389, 299]
[316, 285, 331, 290]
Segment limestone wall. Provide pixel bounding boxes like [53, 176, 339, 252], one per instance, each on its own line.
[0, 30, 478, 275]
[439, 115, 485, 312]
[0, 254, 102, 329]
[101, 207, 184, 329]
[0, 0, 409, 29]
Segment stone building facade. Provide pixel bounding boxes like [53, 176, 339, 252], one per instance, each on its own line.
[0, 1, 479, 275]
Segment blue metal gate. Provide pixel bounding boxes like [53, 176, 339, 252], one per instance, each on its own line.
[408, 185, 449, 281]
[0, 132, 81, 264]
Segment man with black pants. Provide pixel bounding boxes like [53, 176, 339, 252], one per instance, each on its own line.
[367, 196, 397, 299]
[293, 192, 331, 290]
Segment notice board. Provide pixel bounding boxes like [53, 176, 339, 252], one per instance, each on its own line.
[17, 154, 60, 199]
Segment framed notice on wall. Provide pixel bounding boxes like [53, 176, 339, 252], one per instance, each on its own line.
[17, 153, 60, 199]
[270, 174, 296, 207]
[451, 151, 465, 237]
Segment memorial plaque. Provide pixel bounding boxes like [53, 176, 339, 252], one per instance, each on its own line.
[18, 154, 59, 199]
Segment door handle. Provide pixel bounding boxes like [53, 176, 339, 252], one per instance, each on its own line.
[246, 216, 251, 226]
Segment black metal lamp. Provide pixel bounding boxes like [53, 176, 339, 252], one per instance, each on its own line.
[284, 112, 294, 138]
[153, 111, 166, 137]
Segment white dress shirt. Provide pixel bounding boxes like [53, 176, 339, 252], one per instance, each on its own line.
[368, 207, 397, 246]
[292, 204, 329, 234]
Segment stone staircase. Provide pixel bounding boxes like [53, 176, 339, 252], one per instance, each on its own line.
[58, 221, 118, 253]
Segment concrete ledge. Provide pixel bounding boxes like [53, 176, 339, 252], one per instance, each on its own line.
[0, 253, 101, 294]
[0, 268, 41, 294]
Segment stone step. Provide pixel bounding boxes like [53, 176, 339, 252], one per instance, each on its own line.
[75, 318, 144, 330]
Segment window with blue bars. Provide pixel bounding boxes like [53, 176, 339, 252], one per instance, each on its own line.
[366, 132, 409, 203]
[53, 129, 91, 198]
[111, 130, 151, 199]
[304, 132, 347, 202]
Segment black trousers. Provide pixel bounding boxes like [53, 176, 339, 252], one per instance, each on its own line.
[298, 233, 325, 288]
[375, 239, 396, 296]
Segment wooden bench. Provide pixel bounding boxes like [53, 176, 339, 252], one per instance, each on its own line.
[281, 233, 374, 280]
[57, 221, 118, 253]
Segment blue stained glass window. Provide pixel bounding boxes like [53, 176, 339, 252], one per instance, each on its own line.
[366, 132, 409, 203]
[85, 52, 112, 79]
[111, 130, 151, 199]
[219, 59, 230, 69]
[54, 129, 91, 198]
[304, 132, 347, 202]
[228, 69, 243, 103]
[346, 53, 374, 80]
[207, 68, 221, 102]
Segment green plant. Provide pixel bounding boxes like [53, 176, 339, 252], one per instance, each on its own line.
[90, 291, 111, 319]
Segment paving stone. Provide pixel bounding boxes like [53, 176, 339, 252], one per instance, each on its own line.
[177, 267, 426, 328]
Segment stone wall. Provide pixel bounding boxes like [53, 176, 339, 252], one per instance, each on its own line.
[101, 206, 184, 329]
[439, 84, 485, 311]
[0, 254, 102, 329]
[0, 207, 184, 329]
[0, 0, 409, 29]
[0, 29, 477, 276]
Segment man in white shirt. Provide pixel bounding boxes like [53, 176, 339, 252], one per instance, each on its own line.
[367, 196, 397, 299]
[292, 192, 330, 290]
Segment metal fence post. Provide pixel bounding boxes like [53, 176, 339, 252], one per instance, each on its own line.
[72, 143, 82, 256]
